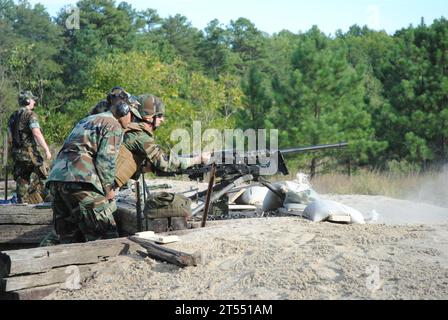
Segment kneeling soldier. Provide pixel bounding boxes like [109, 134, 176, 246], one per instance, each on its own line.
[45, 100, 138, 244]
[114, 95, 210, 233]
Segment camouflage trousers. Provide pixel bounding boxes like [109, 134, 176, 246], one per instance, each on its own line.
[47, 182, 119, 244]
[13, 159, 48, 204]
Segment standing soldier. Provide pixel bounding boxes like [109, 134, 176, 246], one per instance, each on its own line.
[45, 100, 138, 244]
[7, 91, 52, 204]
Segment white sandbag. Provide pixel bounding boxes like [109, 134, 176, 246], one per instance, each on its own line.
[303, 199, 366, 224]
[236, 186, 270, 205]
[303, 200, 331, 222]
[283, 173, 320, 206]
[262, 173, 320, 211]
[284, 187, 320, 206]
[348, 206, 366, 224]
[238, 172, 321, 212]
[262, 185, 285, 211]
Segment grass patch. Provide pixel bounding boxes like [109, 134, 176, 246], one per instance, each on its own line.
[309, 169, 441, 199]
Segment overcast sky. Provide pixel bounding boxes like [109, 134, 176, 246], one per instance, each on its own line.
[28, 0, 448, 35]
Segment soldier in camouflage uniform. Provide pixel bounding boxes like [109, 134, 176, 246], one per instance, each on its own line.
[7, 91, 52, 204]
[44, 100, 138, 244]
[114, 94, 210, 188]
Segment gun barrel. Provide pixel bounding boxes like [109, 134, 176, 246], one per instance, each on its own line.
[281, 142, 348, 155]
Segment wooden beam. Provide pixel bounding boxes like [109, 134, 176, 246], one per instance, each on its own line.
[228, 188, 247, 204]
[129, 236, 200, 268]
[0, 225, 52, 244]
[1, 264, 94, 292]
[0, 238, 140, 278]
[0, 206, 52, 217]
[0, 211, 52, 225]
[0, 283, 61, 300]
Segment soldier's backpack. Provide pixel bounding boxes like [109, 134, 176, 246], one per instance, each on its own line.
[144, 192, 192, 219]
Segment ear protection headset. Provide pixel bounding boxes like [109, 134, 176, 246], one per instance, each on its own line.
[18, 91, 32, 107]
[115, 103, 131, 118]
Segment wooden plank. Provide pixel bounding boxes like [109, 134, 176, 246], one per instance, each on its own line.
[2, 264, 94, 292]
[0, 205, 52, 216]
[0, 237, 140, 278]
[135, 234, 180, 244]
[328, 214, 351, 224]
[0, 225, 52, 244]
[129, 236, 200, 268]
[0, 212, 52, 225]
[228, 205, 257, 211]
[228, 188, 247, 204]
[0, 283, 60, 300]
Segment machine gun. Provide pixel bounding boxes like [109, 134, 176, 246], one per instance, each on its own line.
[157, 142, 348, 217]
[160, 142, 348, 182]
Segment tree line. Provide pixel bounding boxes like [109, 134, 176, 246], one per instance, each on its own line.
[0, 0, 447, 174]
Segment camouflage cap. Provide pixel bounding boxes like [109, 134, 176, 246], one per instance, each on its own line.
[137, 94, 165, 119]
[18, 90, 37, 106]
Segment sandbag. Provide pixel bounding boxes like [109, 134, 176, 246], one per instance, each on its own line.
[283, 173, 319, 206]
[262, 184, 285, 211]
[303, 199, 366, 224]
[262, 173, 320, 211]
[144, 192, 192, 219]
[236, 186, 269, 205]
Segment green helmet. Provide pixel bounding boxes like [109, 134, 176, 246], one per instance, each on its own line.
[18, 91, 37, 107]
[137, 94, 165, 119]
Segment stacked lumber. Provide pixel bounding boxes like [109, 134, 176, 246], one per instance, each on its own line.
[0, 205, 53, 245]
[0, 235, 202, 299]
[0, 238, 141, 300]
[116, 202, 190, 235]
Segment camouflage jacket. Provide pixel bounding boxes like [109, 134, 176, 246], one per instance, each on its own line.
[123, 122, 194, 173]
[8, 107, 42, 162]
[47, 111, 123, 195]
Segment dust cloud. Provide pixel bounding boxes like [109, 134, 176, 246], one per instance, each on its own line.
[407, 165, 448, 208]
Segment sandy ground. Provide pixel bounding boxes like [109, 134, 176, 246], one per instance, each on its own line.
[46, 213, 448, 300]
[42, 178, 448, 300]
[323, 194, 448, 225]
